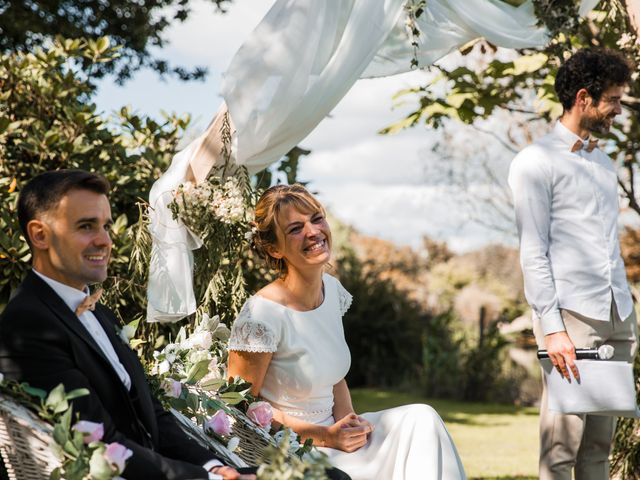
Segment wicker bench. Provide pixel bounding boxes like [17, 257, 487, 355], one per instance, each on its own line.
[0, 393, 59, 480]
[227, 405, 278, 466]
[0, 393, 262, 479]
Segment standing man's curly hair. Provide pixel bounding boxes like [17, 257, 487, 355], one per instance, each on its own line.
[555, 48, 632, 111]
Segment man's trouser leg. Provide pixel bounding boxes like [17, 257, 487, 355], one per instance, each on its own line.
[533, 303, 637, 480]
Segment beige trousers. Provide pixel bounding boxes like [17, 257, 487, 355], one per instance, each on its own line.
[533, 301, 638, 480]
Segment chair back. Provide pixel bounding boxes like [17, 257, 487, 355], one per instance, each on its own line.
[0, 394, 59, 480]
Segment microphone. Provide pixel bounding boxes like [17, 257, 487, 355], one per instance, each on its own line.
[537, 344, 615, 360]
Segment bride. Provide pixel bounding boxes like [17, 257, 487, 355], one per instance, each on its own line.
[227, 184, 466, 480]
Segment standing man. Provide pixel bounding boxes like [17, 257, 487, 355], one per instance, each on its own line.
[0, 170, 254, 479]
[508, 48, 638, 479]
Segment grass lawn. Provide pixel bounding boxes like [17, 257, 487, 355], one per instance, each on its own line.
[351, 388, 538, 480]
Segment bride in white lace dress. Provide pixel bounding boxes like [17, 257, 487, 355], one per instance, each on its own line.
[228, 184, 466, 480]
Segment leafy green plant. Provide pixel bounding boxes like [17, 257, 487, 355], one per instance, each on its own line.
[0, 37, 189, 322]
[1, 1, 232, 82]
[257, 429, 330, 480]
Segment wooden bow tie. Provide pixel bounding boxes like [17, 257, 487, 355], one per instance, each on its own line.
[571, 139, 598, 153]
[75, 288, 103, 316]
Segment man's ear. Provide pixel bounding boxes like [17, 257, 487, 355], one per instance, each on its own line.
[27, 219, 50, 250]
[575, 88, 591, 109]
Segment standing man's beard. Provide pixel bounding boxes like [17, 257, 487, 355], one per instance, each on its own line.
[580, 108, 614, 135]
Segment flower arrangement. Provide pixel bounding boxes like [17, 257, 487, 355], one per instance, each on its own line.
[167, 166, 257, 324]
[147, 313, 328, 475]
[170, 177, 248, 235]
[0, 377, 132, 480]
[150, 312, 250, 452]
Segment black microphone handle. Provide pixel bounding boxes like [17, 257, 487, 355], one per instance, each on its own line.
[537, 348, 601, 360]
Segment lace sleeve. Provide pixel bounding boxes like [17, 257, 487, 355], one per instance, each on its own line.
[228, 302, 279, 353]
[335, 279, 353, 316]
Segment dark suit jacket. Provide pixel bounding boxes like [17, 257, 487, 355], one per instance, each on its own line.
[0, 271, 217, 479]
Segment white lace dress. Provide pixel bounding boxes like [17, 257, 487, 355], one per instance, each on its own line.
[228, 273, 466, 480]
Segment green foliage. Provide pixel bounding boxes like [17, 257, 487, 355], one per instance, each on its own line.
[421, 311, 466, 399]
[0, 1, 231, 83]
[421, 311, 524, 403]
[257, 429, 330, 480]
[336, 245, 425, 388]
[0, 177, 29, 308]
[0, 38, 188, 324]
[169, 166, 258, 324]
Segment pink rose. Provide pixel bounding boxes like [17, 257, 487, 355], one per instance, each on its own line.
[162, 379, 183, 399]
[205, 410, 232, 436]
[246, 401, 273, 430]
[72, 420, 104, 444]
[103, 442, 133, 473]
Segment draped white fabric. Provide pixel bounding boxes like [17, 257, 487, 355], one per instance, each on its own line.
[146, 0, 598, 322]
[147, 138, 204, 322]
[365, 0, 548, 78]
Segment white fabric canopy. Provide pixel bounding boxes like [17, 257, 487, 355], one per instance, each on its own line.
[146, 0, 598, 323]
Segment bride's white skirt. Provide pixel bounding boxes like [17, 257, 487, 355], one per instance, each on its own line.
[318, 404, 466, 480]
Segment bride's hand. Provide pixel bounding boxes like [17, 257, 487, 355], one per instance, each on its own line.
[351, 415, 374, 439]
[324, 414, 372, 452]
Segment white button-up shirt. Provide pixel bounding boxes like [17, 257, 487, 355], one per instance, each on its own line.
[33, 270, 132, 390]
[508, 121, 633, 336]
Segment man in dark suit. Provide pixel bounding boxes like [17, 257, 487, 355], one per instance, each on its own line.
[0, 170, 254, 479]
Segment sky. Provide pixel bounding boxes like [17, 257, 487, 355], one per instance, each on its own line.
[94, 0, 519, 252]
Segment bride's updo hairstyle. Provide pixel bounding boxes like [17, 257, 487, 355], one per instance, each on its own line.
[252, 184, 327, 274]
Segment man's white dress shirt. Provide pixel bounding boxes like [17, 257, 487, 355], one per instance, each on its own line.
[508, 121, 633, 336]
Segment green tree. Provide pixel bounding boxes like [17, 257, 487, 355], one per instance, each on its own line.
[0, 0, 231, 82]
[0, 38, 189, 322]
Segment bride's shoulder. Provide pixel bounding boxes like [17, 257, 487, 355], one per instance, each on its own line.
[255, 282, 288, 305]
[235, 282, 288, 325]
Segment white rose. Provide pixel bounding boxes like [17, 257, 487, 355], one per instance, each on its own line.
[188, 350, 210, 364]
[157, 360, 171, 375]
[184, 331, 213, 351]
